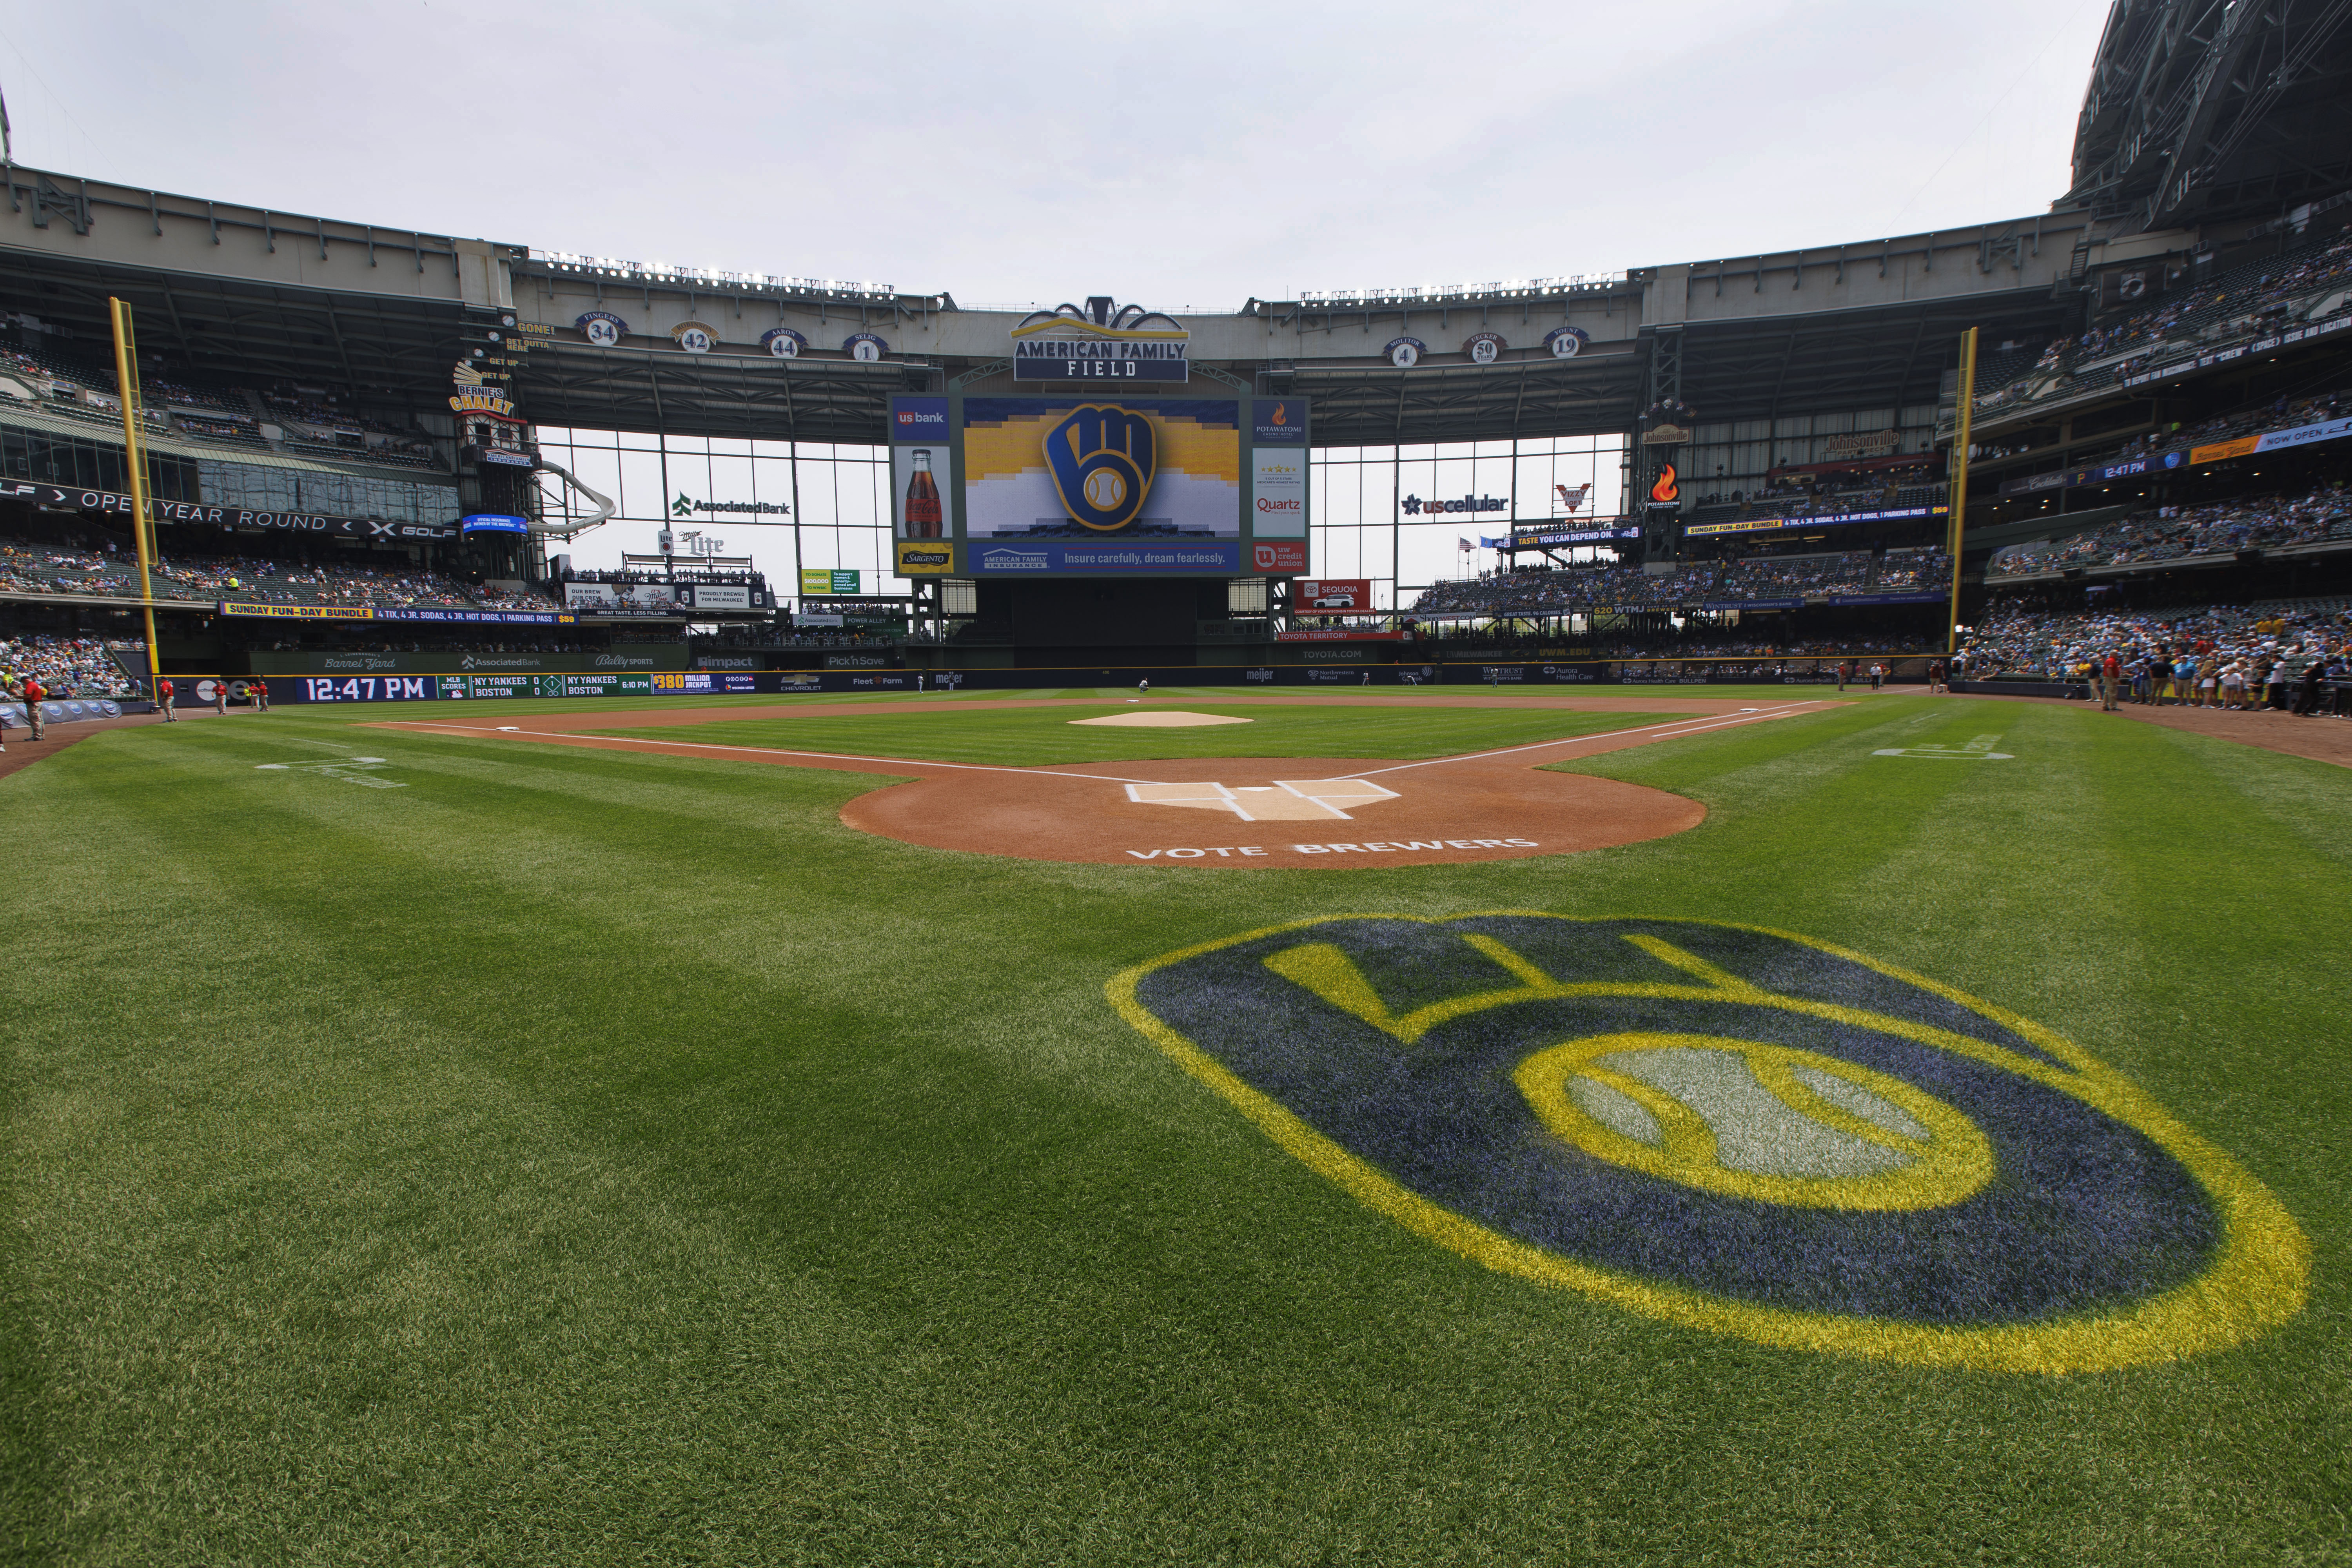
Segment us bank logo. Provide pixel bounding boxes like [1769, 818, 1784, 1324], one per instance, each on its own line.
[1111, 914, 2305, 1372]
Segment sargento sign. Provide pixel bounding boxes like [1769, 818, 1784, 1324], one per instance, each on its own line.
[1011, 299, 1190, 383]
[0, 481, 456, 539]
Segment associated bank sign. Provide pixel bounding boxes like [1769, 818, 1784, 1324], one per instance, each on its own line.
[1011, 297, 1189, 383]
[670, 494, 788, 516]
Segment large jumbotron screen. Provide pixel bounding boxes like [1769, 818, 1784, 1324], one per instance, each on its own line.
[887, 394, 1309, 578]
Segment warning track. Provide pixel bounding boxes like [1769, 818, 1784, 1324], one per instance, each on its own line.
[374, 695, 1835, 868]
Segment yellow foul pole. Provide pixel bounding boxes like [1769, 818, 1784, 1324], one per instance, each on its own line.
[1945, 326, 1978, 657]
[107, 298, 164, 695]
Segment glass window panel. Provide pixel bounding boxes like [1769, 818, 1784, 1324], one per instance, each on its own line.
[797, 457, 839, 531]
[617, 450, 667, 521]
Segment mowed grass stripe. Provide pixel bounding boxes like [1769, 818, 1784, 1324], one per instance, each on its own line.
[584, 702, 1673, 766]
[0, 798, 1071, 1563]
[9, 721, 1539, 1558]
[4, 697, 2347, 1562]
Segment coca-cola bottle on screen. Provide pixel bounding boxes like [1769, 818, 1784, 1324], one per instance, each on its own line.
[904, 448, 942, 538]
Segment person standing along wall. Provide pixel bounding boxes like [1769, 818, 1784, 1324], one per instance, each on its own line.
[22, 676, 44, 740]
[2292, 654, 2326, 716]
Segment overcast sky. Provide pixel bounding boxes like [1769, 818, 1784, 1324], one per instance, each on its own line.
[4, 0, 2112, 309]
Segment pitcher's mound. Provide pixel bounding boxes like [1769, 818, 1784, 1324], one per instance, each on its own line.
[1069, 710, 1254, 728]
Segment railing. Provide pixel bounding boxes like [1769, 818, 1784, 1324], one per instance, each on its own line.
[1295, 275, 1630, 308]
[524, 250, 902, 301]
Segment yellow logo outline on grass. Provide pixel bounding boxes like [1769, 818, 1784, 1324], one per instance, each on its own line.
[1106, 913, 2308, 1374]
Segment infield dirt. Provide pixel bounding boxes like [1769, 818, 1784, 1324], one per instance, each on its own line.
[377, 695, 1835, 867]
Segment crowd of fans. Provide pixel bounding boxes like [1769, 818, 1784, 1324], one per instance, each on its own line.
[0, 633, 139, 697]
[1959, 596, 2349, 712]
[1978, 388, 2347, 478]
[1, 342, 443, 469]
[1976, 230, 2352, 412]
[1690, 474, 1940, 518]
[1410, 548, 1947, 615]
[1987, 483, 2352, 579]
[1410, 623, 1937, 659]
[0, 536, 555, 611]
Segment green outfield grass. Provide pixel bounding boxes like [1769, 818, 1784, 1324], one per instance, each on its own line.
[4, 695, 2344, 1565]
[586, 701, 1678, 765]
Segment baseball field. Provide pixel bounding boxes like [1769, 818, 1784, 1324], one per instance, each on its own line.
[4, 687, 2344, 1564]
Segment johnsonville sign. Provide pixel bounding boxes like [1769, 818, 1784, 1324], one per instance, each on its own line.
[0, 481, 456, 539]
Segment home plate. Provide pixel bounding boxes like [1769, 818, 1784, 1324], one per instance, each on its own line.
[1071, 710, 1254, 728]
[1127, 777, 1398, 820]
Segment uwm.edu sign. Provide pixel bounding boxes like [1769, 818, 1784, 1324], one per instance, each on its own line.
[0, 481, 456, 539]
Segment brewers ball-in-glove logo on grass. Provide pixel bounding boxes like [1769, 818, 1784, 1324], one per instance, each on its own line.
[1109, 915, 2306, 1372]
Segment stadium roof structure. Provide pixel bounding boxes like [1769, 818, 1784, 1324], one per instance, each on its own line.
[4, 25, 2346, 460]
[0, 171, 2124, 449]
[0, 170, 519, 411]
[2065, 0, 2352, 231]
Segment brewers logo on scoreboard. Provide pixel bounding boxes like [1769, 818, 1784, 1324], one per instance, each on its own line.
[962, 398, 1238, 543]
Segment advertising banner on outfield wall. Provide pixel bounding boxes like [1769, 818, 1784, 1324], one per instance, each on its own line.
[1251, 448, 1307, 538]
[218, 601, 573, 626]
[674, 583, 760, 612]
[893, 442, 949, 542]
[0, 482, 458, 539]
[968, 541, 1241, 574]
[1296, 579, 1372, 612]
[1252, 399, 1306, 444]
[1684, 503, 1947, 539]
[565, 581, 682, 612]
[896, 540, 956, 574]
[249, 646, 686, 676]
[260, 661, 1876, 705]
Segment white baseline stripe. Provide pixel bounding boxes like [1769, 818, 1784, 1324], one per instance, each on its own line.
[1348, 701, 1832, 778]
[382, 699, 1831, 787]
[377, 721, 1170, 785]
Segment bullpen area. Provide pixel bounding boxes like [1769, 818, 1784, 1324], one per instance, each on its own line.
[2, 689, 2341, 1564]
